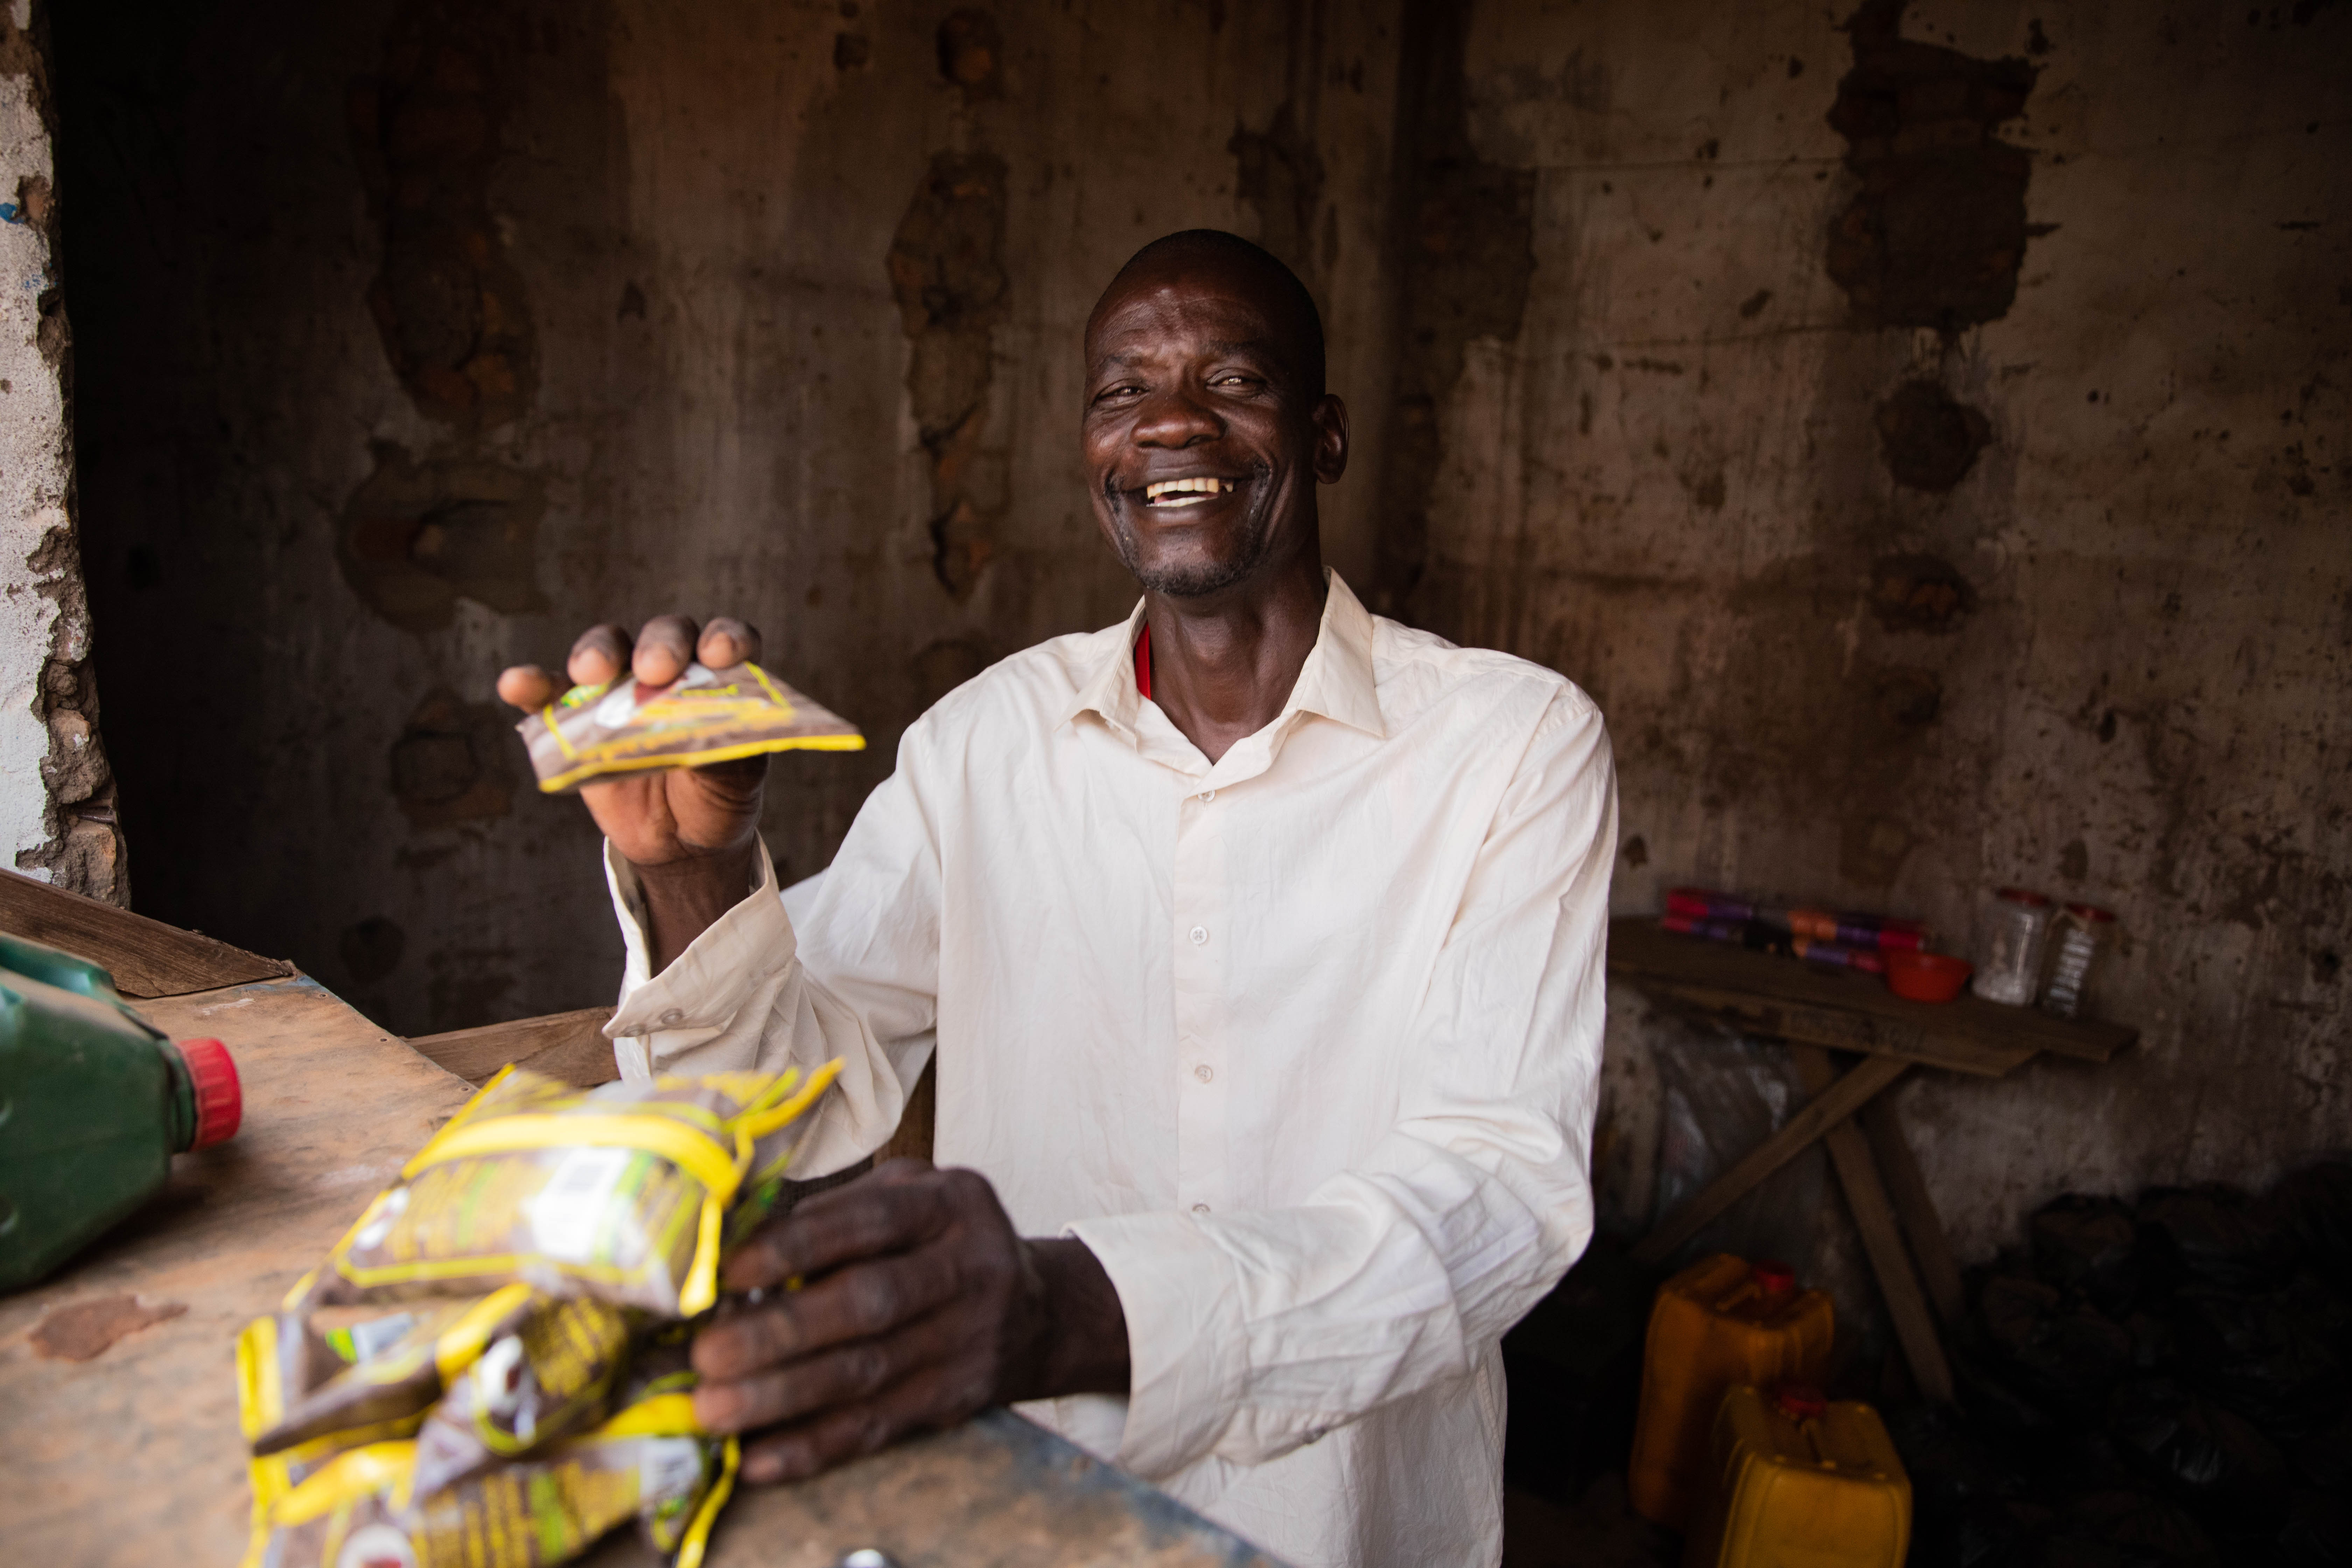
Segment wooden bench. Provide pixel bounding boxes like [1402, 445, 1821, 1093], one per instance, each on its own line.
[1607, 917, 2136, 1404]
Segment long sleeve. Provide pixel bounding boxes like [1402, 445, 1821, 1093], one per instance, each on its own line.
[602, 738, 946, 1181]
[1066, 691, 1617, 1479]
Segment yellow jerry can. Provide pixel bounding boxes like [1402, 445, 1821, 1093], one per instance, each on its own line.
[1682, 1384, 1912, 1568]
[1628, 1254, 1834, 1528]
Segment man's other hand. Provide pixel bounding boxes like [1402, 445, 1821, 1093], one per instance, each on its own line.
[690, 1159, 1130, 1484]
[497, 614, 768, 967]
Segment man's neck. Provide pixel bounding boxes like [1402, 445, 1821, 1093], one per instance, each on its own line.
[1140, 550, 1327, 765]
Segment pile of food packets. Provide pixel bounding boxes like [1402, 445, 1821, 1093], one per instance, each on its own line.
[234, 1059, 844, 1568]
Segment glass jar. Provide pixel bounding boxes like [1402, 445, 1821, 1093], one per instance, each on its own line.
[1972, 888, 2052, 1006]
[2040, 904, 2116, 1018]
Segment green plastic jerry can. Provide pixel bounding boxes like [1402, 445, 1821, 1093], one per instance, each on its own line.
[0, 931, 242, 1293]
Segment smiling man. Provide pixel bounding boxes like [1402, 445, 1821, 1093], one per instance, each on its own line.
[498, 230, 1616, 1568]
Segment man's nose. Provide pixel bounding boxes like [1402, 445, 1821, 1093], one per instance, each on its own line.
[1133, 386, 1223, 448]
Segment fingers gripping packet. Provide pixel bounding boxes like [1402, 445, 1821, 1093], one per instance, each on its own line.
[313, 1060, 844, 1316]
[519, 660, 863, 794]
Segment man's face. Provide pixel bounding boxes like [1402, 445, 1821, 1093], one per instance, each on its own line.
[1082, 259, 1346, 598]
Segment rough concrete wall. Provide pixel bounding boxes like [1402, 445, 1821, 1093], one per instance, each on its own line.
[1415, 0, 2351, 1261]
[0, 0, 121, 902]
[58, 0, 1401, 1034]
[56, 0, 2351, 1276]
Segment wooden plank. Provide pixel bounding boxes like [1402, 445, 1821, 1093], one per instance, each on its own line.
[0, 866, 289, 999]
[1861, 1096, 1968, 1331]
[1629, 1052, 1910, 1268]
[584, 1407, 1283, 1568]
[409, 1006, 620, 1087]
[2, 980, 1278, 1567]
[1790, 1046, 1955, 1404]
[0, 976, 476, 1565]
[1608, 917, 2136, 1072]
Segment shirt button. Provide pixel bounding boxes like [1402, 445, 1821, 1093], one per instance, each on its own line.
[1194, 1064, 1213, 1083]
[656, 1008, 685, 1028]
[1189, 925, 1208, 945]
[1192, 1203, 1211, 1216]
[1200, 788, 1216, 803]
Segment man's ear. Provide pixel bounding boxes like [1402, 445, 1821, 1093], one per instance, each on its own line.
[1312, 394, 1350, 485]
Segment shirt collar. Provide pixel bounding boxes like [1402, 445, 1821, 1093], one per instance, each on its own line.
[1061, 568, 1385, 742]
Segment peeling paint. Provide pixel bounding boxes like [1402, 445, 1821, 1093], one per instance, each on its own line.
[1370, 0, 1537, 617]
[351, 1, 537, 432]
[337, 444, 547, 631]
[888, 150, 1009, 601]
[0, 7, 121, 903]
[1826, 0, 2039, 333]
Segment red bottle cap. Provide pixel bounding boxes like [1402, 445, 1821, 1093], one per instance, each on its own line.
[1751, 1259, 1796, 1294]
[1996, 887, 2051, 906]
[2063, 903, 2116, 923]
[177, 1038, 242, 1150]
[1774, 1384, 1828, 1420]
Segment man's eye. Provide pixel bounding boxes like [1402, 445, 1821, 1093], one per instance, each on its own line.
[1212, 374, 1258, 388]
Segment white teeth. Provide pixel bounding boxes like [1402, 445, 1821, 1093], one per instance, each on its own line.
[1144, 477, 1236, 503]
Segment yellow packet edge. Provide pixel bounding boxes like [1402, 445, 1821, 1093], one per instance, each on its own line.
[676, 1437, 741, 1568]
[535, 732, 865, 794]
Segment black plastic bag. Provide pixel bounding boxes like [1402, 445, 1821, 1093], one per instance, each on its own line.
[2136, 1184, 2301, 1295]
[2276, 1489, 2352, 1568]
[2036, 1489, 2219, 1568]
[2268, 1163, 2352, 1294]
[2168, 1276, 2349, 1437]
[2291, 1415, 2352, 1492]
[2106, 1375, 2289, 1519]
[2032, 1195, 2147, 1317]
[1980, 1274, 2137, 1420]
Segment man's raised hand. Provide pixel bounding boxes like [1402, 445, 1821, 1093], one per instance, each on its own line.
[497, 614, 771, 968]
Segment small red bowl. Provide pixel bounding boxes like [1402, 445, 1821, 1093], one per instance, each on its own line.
[1885, 951, 1973, 1003]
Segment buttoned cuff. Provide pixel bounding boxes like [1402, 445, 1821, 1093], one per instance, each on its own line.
[1062, 1210, 1251, 1480]
[604, 837, 794, 1077]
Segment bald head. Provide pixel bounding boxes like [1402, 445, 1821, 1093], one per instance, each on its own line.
[1091, 230, 1326, 397]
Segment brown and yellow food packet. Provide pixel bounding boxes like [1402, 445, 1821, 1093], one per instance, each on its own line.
[310, 1062, 842, 1317]
[246, 1395, 735, 1568]
[518, 660, 862, 794]
[409, 1291, 637, 1496]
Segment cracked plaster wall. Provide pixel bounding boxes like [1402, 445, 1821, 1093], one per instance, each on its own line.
[1430, 0, 2351, 1265]
[0, 0, 120, 904]
[57, 0, 1399, 1034]
[51, 0, 2350, 1272]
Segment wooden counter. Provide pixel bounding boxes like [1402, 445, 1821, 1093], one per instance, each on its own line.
[0, 975, 476, 1561]
[0, 911, 1275, 1566]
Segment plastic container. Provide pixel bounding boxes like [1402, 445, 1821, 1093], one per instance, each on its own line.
[1884, 950, 1972, 1003]
[1971, 888, 2052, 1006]
[0, 932, 241, 1293]
[1629, 1254, 1835, 1528]
[2039, 904, 2115, 1018]
[1683, 1384, 1912, 1568]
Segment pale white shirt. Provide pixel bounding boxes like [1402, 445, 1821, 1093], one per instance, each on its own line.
[603, 571, 1616, 1568]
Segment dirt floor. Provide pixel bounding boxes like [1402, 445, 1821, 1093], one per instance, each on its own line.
[1503, 1478, 1679, 1568]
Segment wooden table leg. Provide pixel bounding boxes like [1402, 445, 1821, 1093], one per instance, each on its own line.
[1790, 1046, 1956, 1404]
[1629, 1052, 1910, 1268]
[1861, 1094, 1968, 1331]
